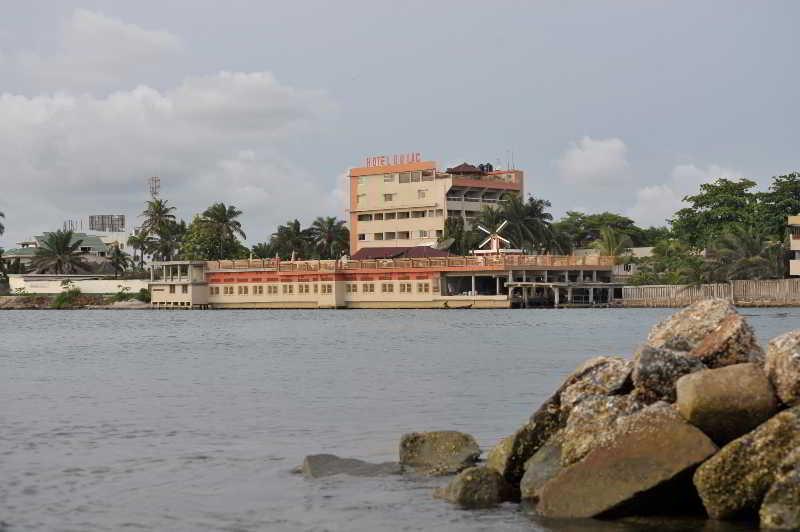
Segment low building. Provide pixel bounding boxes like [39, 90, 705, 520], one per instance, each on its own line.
[790, 215, 800, 276]
[148, 254, 619, 309]
[574, 246, 654, 281]
[3, 232, 111, 268]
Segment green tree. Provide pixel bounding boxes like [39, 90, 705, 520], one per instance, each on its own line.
[31, 230, 89, 274]
[670, 178, 761, 248]
[109, 245, 134, 278]
[442, 216, 479, 255]
[181, 216, 248, 260]
[270, 219, 311, 259]
[707, 224, 784, 281]
[552, 211, 655, 248]
[126, 230, 151, 270]
[592, 227, 633, 263]
[758, 172, 800, 239]
[197, 203, 247, 259]
[148, 219, 185, 261]
[497, 195, 553, 252]
[140, 199, 181, 260]
[307, 216, 349, 259]
[0, 248, 6, 281]
[140, 199, 176, 236]
[251, 241, 276, 259]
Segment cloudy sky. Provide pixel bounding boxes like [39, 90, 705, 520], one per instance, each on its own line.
[1, 1, 798, 248]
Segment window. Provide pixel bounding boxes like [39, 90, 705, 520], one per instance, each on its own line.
[210, 286, 220, 295]
[358, 176, 367, 185]
[411, 210, 426, 218]
[181, 285, 188, 294]
[363, 283, 375, 293]
[436, 230, 443, 238]
[397, 212, 410, 219]
[358, 233, 366, 241]
[255, 285, 264, 295]
[373, 213, 384, 220]
[398, 231, 410, 240]
[267, 285, 278, 294]
[384, 174, 395, 182]
[384, 193, 395, 202]
[417, 282, 430, 293]
[399, 282, 412, 293]
[381, 283, 394, 293]
[238, 285, 248, 295]
[417, 189, 427, 199]
[427, 210, 436, 217]
[346, 283, 358, 293]
[398, 172, 411, 183]
[358, 214, 373, 222]
[374, 233, 384, 241]
[411, 171, 421, 183]
[435, 209, 444, 217]
[169, 285, 175, 294]
[385, 212, 396, 220]
[314, 284, 319, 293]
[283, 284, 294, 294]
[422, 169, 434, 181]
[321, 284, 333, 294]
[419, 230, 428, 238]
[384, 232, 396, 240]
[223, 286, 234, 295]
[433, 278, 440, 292]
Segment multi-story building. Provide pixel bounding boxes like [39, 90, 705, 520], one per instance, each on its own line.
[790, 215, 800, 276]
[348, 155, 523, 254]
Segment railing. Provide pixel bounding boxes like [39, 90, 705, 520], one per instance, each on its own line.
[206, 254, 616, 272]
[622, 279, 800, 307]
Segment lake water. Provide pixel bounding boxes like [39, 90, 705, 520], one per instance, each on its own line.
[1, 308, 797, 531]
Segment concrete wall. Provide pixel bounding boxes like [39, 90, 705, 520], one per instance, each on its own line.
[9, 275, 149, 294]
[622, 279, 800, 307]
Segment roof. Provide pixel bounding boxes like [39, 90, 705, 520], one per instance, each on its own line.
[2, 247, 35, 258]
[35, 232, 108, 251]
[446, 162, 482, 175]
[350, 246, 451, 260]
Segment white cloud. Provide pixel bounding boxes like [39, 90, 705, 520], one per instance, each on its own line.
[627, 164, 742, 227]
[556, 136, 629, 186]
[11, 9, 182, 91]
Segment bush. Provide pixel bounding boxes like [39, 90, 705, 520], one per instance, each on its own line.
[52, 287, 82, 309]
[134, 288, 151, 303]
[111, 286, 133, 302]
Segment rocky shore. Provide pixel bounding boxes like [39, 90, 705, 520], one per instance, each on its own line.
[0, 295, 150, 309]
[299, 299, 800, 529]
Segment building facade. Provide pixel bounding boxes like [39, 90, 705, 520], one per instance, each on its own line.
[348, 156, 523, 254]
[790, 215, 800, 276]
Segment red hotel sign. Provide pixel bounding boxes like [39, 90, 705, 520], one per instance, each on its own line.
[365, 152, 422, 168]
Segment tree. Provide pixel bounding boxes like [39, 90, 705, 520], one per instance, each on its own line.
[0, 248, 6, 281]
[126, 230, 151, 270]
[148, 219, 185, 261]
[270, 219, 311, 259]
[109, 245, 133, 278]
[197, 203, 247, 259]
[552, 211, 657, 248]
[670, 178, 761, 248]
[181, 216, 247, 260]
[497, 195, 554, 252]
[758, 172, 800, 239]
[441, 215, 478, 256]
[707, 224, 784, 281]
[31, 230, 89, 274]
[251, 241, 276, 259]
[592, 227, 633, 263]
[307, 216, 349, 259]
[140, 199, 176, 236]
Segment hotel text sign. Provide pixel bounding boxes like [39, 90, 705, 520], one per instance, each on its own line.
[365, 152, 422, 168]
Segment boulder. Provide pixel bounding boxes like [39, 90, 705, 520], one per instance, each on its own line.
[765, 330, 800, 406]
[520, 431, 563, 502]
[760, 449, 800, 530]
[487, 356, 631, 484]
[646, 299, 764, 368]
[631, 345, 706, 403]
[300, 454, 402, 478]
[399, 431, 479, 475]
[537, 406, 717, 518]
[433, 466, 514, 508]
[560, 395, 644, 467]
[694, 405, 800, 519]
[676, 363, 779, 444]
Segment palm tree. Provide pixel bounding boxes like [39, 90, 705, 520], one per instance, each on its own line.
[127, 230, 150, 270]
[271, 219, 309, 259]
[592, 227, 633, 263]
[140, 199, 176, 236]
[709, 225, 784, 280]
[31, 230, 88, 274]
[307, 216, 349, 259]
[474, 205, 505, 234]
[197, 203, 246, 259]
[252, 242, 276, 259]
[109, 245, 133, 278]
[498, 195, 553, 252]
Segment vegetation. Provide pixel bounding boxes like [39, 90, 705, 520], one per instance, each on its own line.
[31, 230, 89, 274]
[51, 281, 82, 309]
[307, 216, 349, 259]
[109, 245, 134, 278]
[592, 227, 633, 263]
[126, 230, 151, 270]
[196, 203, 247, 260]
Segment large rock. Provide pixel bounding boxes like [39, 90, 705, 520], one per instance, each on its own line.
[487, 356, 631, 484]
[433, 466, 514, 508]
[765, 330, 800, 406]
[760, 449, 800, 530]
[399, 431, 479, 475]
[646, 299, 764, 368]
[300, 454, 402, 478]
[560, 395, 644, 467]
[676, 363, 779, 444]
[537, 405, 717, 518]
[694, 405, 800, 519]
[520, 431, 563, 502]
[632, 345, 706, 403]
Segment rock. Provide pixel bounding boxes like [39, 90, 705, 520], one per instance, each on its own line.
[632, 345, 706, 403]
[676, 363, 779, 444]
[537, 405, 717, 518]
[520, 431, 563, 502]
[560, 395, 644, 466]
[765, 330, 800, 406]
[300, 454, 403, 478]
[433, 466, 514, 509]
[694, 405, 800, 519]
[646, 299, 764, 368]
[558, 356, 633, 413]
[399, 431, 479, 475]
[760, 449, 800, 530]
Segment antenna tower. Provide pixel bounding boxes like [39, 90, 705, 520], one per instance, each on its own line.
[148, 176, 161, 198]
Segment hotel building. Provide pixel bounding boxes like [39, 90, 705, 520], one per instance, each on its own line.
[349, 155, 523, 254]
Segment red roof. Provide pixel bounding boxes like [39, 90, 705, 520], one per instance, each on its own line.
[350, 246, 450, 260]
[446, 162, 482, 175]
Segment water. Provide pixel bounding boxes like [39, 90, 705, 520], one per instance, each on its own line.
[1, 308, 797, 531]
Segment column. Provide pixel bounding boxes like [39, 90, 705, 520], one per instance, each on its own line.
[592, 270, 597, 282]
[554, 287, 560, 307]
[567, 287, 573, 304]
[150, 266, 155, 281]
[471, 275, 476, 296]
[564, 270, 569, 282]
[544, 270, 548, 282]
[589, 287, 594, 304]
[495, 276, 500, 295]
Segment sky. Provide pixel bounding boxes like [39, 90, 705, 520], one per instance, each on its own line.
[0, 1, 798, 248]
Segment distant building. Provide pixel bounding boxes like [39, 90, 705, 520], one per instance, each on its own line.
[790, 215, 800, 276]
[348, 155, 523, 253]
[2, 232, 112, 269]
[574, 246, 654, 281]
